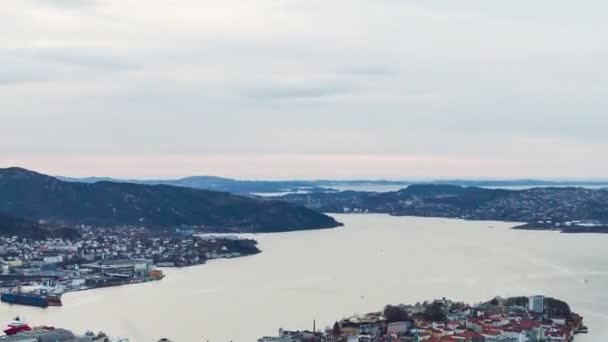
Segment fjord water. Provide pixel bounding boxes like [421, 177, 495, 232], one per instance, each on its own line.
[1, 214, 607, 341]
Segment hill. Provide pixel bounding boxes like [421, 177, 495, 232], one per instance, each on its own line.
[279, 185, 608, 230]
[0, 212, 80, 240]
[0, 167, 341, 232]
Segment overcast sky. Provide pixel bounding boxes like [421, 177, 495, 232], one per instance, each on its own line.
[1, 0, 607, 179]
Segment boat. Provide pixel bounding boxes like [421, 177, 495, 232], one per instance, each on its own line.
[3, 317, 31, 335]
[1, 292, 49, 308]
[1, 288, 63, 308]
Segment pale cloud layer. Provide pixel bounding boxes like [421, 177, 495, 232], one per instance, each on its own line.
[1, 0, 607, 179]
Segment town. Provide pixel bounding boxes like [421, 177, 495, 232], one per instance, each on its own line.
[0, 226, 260, 307]
[258, 295, 587, 342]
[279, 186, 608, 232]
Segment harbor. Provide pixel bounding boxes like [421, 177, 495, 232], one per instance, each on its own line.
[0, 226, 260, 308]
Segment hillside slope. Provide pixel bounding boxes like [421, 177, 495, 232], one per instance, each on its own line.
[0, 212, 80, 239]
[280, 184, 608, 223]
[0, 168, 341, 232]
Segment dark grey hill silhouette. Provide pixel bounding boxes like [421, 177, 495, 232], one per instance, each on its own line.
[0, 212, 80, 239]
[0, 167, 341, 232]
[60, 175, 608, 194]
[59, 175, 332, 194]
[280, 184, 608, 227]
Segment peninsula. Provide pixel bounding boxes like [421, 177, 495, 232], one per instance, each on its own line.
[0, 225, 261, 307]
[259, 295, 587, 341]
[278, 185, 608, 233]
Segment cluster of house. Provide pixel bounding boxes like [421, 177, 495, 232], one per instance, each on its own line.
[0, 227, 257, 296]
[259, 296, 586, 342]
[73, 226, 245, 266]
[0, 226, 253, 271]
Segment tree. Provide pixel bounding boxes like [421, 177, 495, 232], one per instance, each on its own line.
[506, 296, 529, 307]
[332, 322, 341, 335]
[422, 301, 446, 322]
[384, 305, 410, 322]
[545, 297, 572, 318]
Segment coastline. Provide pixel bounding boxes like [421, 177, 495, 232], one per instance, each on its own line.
[3, 215, 606, 341]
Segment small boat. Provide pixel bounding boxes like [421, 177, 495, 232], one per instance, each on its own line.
[3, 316, 32, 335]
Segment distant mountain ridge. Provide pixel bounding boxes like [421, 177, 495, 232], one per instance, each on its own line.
[59, 175, 608, 194]
[58, 175, 331, 194]
[0, 167, 341, 232]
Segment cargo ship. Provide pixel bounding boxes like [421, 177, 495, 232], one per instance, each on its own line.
[1, 291, 62, 308]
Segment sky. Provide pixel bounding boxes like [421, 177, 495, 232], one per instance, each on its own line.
[1, 0, 607, 179]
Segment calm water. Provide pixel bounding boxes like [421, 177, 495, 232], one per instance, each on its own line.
[2, 214, 607, 341]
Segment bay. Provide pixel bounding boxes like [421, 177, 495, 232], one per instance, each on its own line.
[1, 214, 606, 341]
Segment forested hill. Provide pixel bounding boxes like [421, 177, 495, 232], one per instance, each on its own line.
[0, 212, 80, 240]
[0, 167, 341, 232]
[279, 184, 608, 225]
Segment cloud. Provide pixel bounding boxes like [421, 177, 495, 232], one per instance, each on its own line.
[0, 47, 136, 88]
[0, 72, 39, 85]
[30, 0, 96, 8]
[1, 0, 608, 178]
[242, 83, 357, 101]
[0, 53, 51, 86]
[338, 66, 397, 77]
[31, 49, 137, 70]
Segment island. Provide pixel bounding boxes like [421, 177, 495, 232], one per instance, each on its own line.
[513, 221, 608, 233]
[259, 295, 587, 341]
